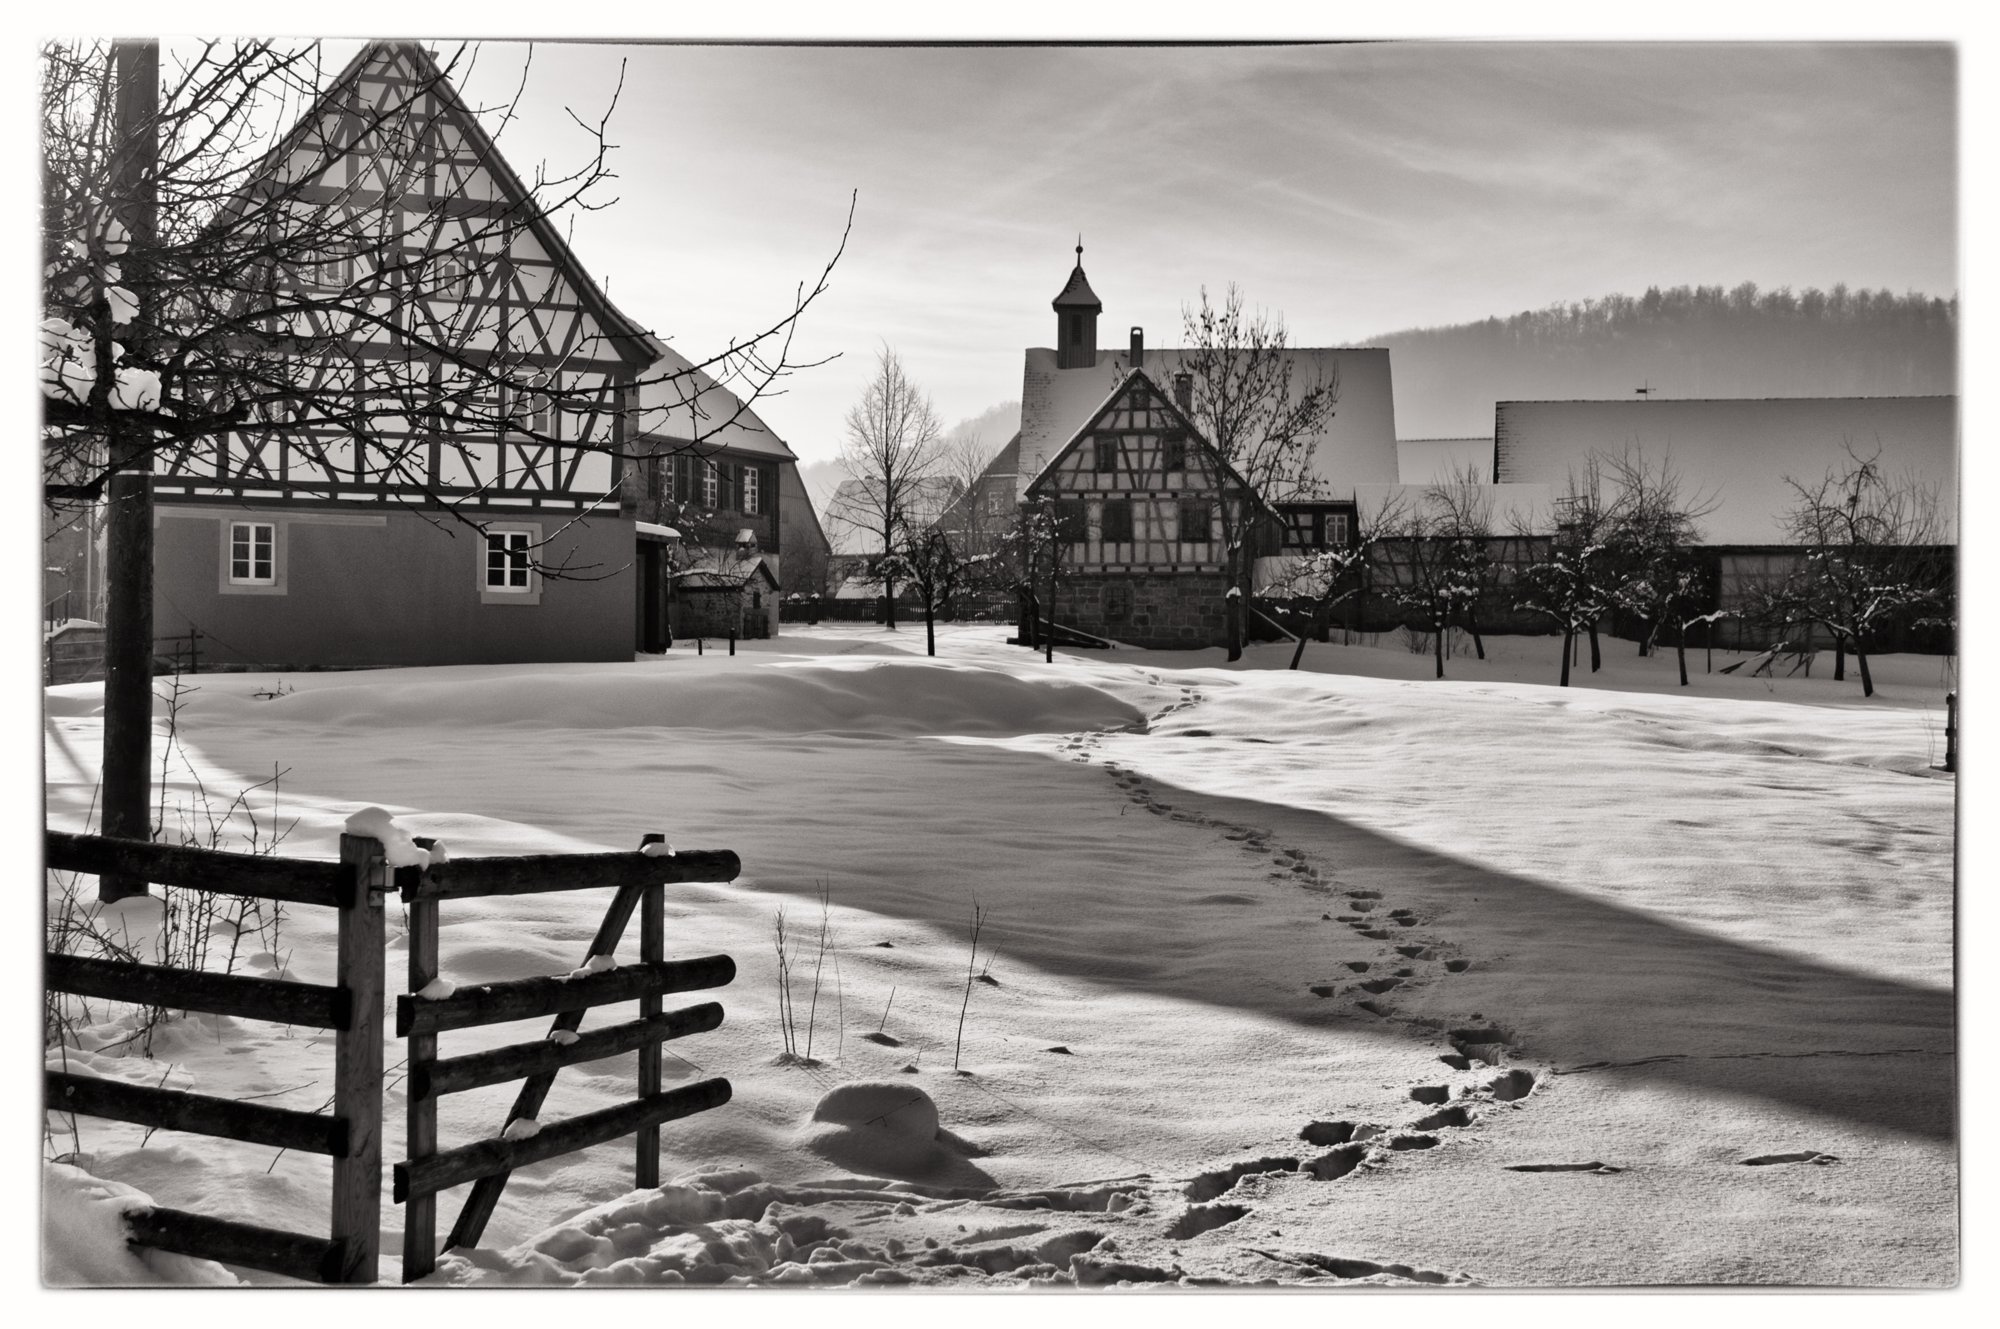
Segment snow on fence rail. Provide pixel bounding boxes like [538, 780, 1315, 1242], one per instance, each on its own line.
[394, 831, 738, 1283]
[43, 829, 390, 1285]
[44, 826, 743, 1286]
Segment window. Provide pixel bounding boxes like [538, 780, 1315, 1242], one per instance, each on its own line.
[1106, 585, 1133, 620]
[229, 522, 275, 584]
[1279, 505, 1357, 550]
[1094, 437, 1119, 474]
[1179, 499, 1212, 546]
[1054, 499, 1088, 543]
[485, 530, 532, 591]
[1162, 431, 1187, 473]
[672, 455, 692, 504]
[699, 460, 719, 509]
[1100, 498, 1134, 544]
[742, 466, 760, 516]
[513, 372, 553, 437]
[985, 487, 1007, 516]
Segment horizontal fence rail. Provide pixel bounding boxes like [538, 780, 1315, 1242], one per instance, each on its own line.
[46, 953, 349, 1029]
[46, 831, 348, 907]
[395, 1079, 733, 1203]
[123, 1208, 347, 1286]
[397, 955, 735, 1037]
[413, 1003, 724, 1100]
[47, 1072, 347, 1156]
[399, 849, 740, 901]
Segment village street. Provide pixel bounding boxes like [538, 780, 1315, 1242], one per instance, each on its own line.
[43, 625, 1956, 1285]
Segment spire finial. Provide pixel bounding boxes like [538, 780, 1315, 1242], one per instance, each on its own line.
[1076, 234, 1083, 262]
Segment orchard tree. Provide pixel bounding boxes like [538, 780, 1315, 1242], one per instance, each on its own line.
[1177, 284, 1339, 661]
[885, 525, 970, 658]
[1516, 463, 1621, 687]
[1602, 451, 1718, 662]
[41, 38, 844, 892]
[828, 348, 947, 630]
[1770, 445, 1948, 697]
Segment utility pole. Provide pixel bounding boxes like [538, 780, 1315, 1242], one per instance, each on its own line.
[99, 38, 159, 900]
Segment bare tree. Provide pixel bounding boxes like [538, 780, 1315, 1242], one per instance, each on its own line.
[1601, 450, 1719, 681]
[1005, 497, 1080, 663]
[829, 348, 947, 630]
[1425, 463, 1501, 661]
[1767, 444, 1948, 697]
[1178, 284, 1339, 661]
[883, 526, 968, 658]
[41, 39, 845, 892]
[1515, 462, 1621, 687]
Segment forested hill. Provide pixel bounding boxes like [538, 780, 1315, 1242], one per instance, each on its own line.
[1368, 284, 1957, 439]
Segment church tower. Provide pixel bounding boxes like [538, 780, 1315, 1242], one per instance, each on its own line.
[1052, 239, 1102, 369]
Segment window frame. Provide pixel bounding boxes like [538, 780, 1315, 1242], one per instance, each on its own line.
[741, 465, 760, 516]
[479, 523, 544, 605]
[1094, 437, 1119, 475]
[227, 521, 277, 586]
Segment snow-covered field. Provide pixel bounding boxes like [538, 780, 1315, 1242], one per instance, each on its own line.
[41, 624, 1957, 1287]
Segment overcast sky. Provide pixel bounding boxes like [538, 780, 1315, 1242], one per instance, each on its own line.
[428, 41, 1953, 463]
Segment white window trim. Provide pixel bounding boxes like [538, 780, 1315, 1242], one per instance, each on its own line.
[480, 522, 544, 606]
[217, 518, 287, 596]
[741, 465, 760, 516]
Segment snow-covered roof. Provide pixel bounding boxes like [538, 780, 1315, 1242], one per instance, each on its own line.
[1017, 345, 1399, 498]
[1493, 396, 1958, 545]
[634, 339, 799, 462]
[1397, 437, 1495, 485]
[1350, 482, 1555, 533]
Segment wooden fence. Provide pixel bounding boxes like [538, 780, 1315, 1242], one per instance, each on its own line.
[44, 828, 741, 1285]
[45, 830, 388, 1284]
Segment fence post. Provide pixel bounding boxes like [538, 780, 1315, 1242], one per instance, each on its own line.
[1945, 692, 1957, 773]
[636, 833, 666, 1189]
[332, 834, 386, 1284]
[728, 631, 736, 657]
[403, 840, 440, 1283]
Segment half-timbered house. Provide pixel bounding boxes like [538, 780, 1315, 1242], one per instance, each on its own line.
[1021, 366, 1273, 647]
[144, 42, 662, 668]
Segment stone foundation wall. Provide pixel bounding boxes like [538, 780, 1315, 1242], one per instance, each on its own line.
[1056, 572, 1231, 649]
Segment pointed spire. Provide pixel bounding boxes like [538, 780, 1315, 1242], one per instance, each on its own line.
[1051, 236, 1101, 313]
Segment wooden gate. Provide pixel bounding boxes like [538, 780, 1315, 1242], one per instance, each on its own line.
[392, 833, 739, 1281]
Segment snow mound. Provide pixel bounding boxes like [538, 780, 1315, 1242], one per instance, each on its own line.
[203, 658, 1145, 738]
[809, 1081, 941, 1140]
[42, 1164, 242, 1287]
[797, 1082, 988, 1184]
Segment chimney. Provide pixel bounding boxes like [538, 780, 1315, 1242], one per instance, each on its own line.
[1129, 326, 1144, 368]
[1173, 373, 1193, 413]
